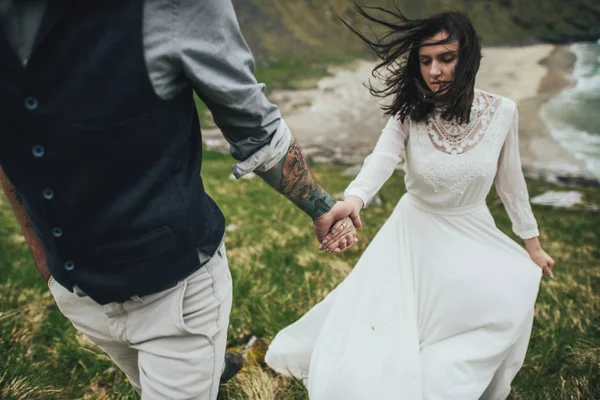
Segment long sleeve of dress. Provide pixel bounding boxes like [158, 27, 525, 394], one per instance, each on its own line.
[344, 116, 408, 207]
[494, 104, 539, 239]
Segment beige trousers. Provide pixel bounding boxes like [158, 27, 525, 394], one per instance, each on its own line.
[48, 244, 233, 400]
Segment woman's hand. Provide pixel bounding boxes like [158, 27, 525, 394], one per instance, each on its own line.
[525, 237, 555, 279]
[319, 217, 359, 253]
[313, 199, 362, 244]
[319, 196, 364, 254]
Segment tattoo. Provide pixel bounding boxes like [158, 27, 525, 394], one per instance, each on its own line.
[311, 192, 336, 217]
[279, 141, 318, 202]
[257, 138, 335, 219]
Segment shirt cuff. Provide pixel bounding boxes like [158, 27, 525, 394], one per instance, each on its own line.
[517, 228, 540, 240]
[231, 119, 292, 179]
[344, 188, 369, 209]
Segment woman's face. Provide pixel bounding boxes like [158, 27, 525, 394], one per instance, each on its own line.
[418, 30, 459, 94]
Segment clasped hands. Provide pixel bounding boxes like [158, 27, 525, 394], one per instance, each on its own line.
[313, 196, 364, 254]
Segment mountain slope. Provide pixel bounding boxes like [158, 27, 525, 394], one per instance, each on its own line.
[232, 0, 600, 64]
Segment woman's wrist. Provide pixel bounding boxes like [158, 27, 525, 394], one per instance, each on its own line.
[524, 237, 542, 253]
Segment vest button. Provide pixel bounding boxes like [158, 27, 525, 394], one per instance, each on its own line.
[32, 145, 45, 158]
[42, 188, 54, 200]
[24, 96, 38, 111]
[52, 227, 63, 238]
[64, 261, 75, 271]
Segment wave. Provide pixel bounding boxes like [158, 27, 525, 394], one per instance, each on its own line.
[540, 42, 600, 178]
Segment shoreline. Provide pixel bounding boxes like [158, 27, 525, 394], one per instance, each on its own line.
[517, 45, 596, 181]
[474, 44, 595, 181]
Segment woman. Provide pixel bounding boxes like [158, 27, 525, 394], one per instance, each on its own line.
[265, 5, 554, 400]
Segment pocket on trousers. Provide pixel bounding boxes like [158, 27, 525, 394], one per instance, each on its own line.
[216, 246, 232, 284]
[48, 277, 81, 324]
[177, 251, 231, 340]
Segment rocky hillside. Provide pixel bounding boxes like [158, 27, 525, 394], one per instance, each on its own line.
[232, 0, 600, 64]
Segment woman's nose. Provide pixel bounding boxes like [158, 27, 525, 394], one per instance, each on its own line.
[430, 62, 441, 77]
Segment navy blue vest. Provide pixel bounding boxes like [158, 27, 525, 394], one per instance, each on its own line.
[0, 0, 225, 304]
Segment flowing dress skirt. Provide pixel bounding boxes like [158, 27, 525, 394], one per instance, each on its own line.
[265, 193, 542, 400]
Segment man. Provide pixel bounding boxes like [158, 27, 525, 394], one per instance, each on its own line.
[0, 0, 360, 398]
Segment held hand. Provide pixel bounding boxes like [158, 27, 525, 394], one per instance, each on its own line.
[529, 248, 555, 279]
[319, 218, 359, 254]
[318, 196, 364, 254]
[313, 200, 362, 244]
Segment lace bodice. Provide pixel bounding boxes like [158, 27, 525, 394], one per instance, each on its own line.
[427, 91, 498, 155]
[344, 89, 539, 239]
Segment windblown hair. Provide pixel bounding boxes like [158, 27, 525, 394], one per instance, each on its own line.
[341, 2, 482, 124]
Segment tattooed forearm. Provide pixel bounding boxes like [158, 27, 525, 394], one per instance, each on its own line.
[257, 138, 335, 219]
[279, 140, 318, 202]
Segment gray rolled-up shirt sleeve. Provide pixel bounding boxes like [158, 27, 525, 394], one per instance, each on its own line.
[175, 0, 291, 177]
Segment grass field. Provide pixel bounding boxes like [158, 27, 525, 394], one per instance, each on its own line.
[1, 150, 599, 399]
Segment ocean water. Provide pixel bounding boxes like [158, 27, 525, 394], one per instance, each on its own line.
[541, 40, 600, 178]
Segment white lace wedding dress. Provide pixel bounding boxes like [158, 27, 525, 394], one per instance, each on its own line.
[265, 89, 543, 400]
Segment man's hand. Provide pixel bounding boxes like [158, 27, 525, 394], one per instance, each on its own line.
[254, 137, 363, 251]
[318, 217, 359, 253]
[316, 196, 364, 254]
[313, 200, 362, 245]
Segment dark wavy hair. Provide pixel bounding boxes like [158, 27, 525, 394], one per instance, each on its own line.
[341, 2, 482, 124]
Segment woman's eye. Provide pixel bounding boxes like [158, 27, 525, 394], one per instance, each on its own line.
[442, 57, 455, 63]
[421, 60, 431, 65]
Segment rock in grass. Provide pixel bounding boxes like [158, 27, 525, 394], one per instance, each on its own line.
[531, 190, 584, 208]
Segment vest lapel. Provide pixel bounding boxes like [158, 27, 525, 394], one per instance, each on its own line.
[30, 0, 73, 56]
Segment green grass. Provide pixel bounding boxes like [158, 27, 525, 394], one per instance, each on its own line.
[1, 150, 599, 399]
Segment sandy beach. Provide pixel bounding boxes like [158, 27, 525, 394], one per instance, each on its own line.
[478, 45, 591, 178]
[202, 44, 592, 178]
